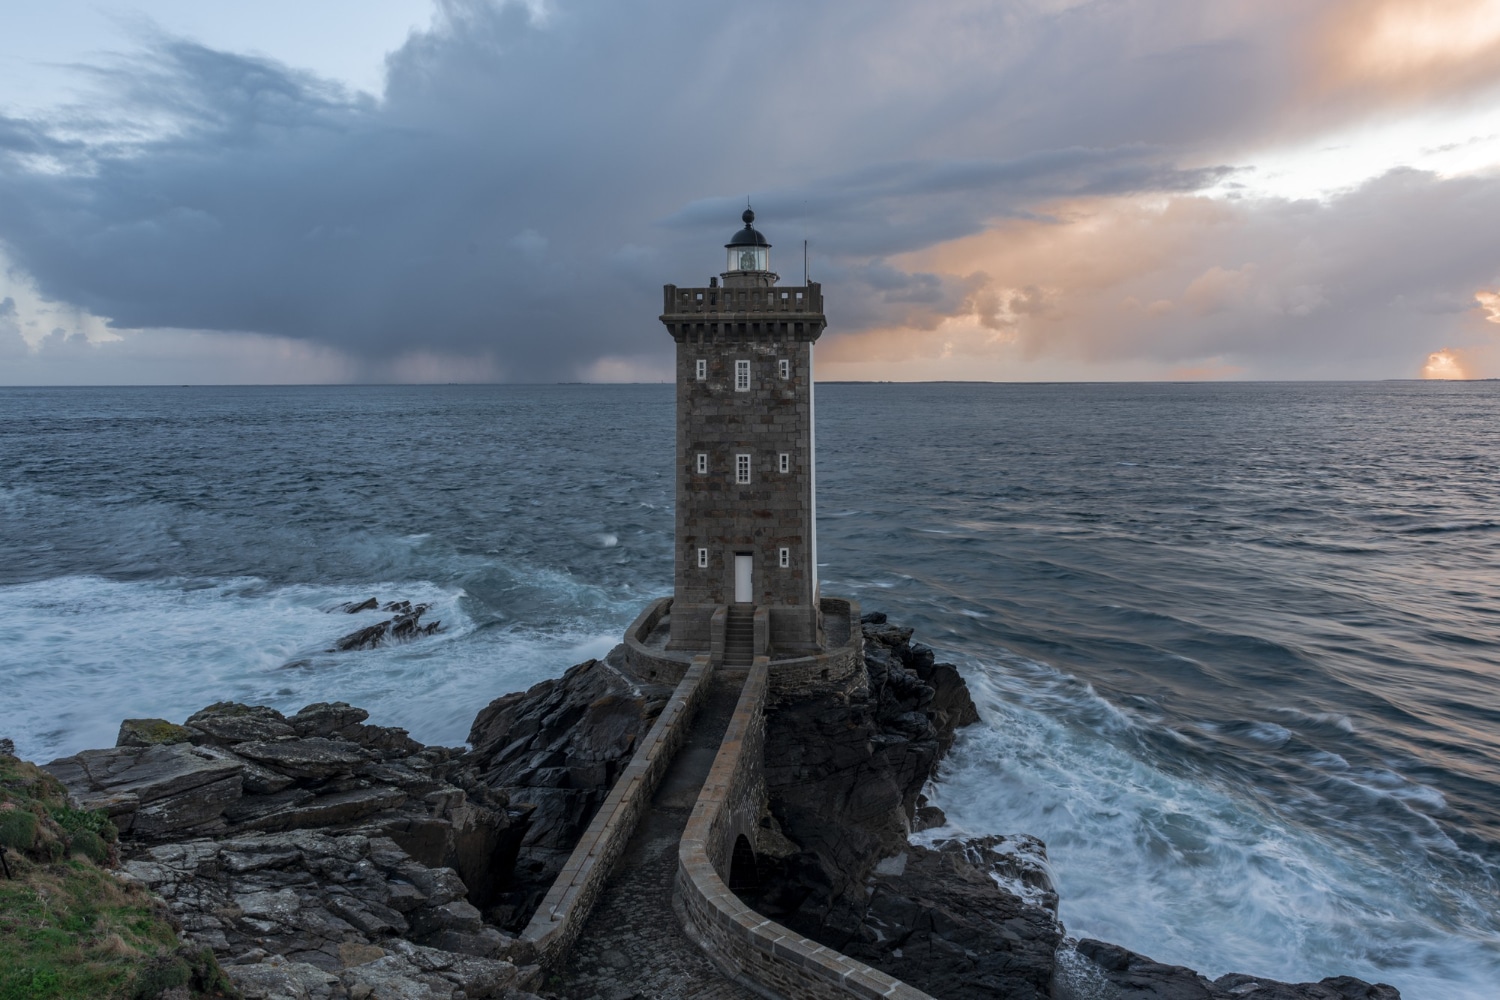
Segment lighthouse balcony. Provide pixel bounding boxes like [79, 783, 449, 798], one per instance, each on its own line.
[662, 282, 823, 316]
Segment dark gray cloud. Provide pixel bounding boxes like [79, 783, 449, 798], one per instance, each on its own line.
[0, 0, 1495, 380]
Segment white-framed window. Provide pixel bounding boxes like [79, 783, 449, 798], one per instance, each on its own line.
[696, 452, 708, 474]
[734, 359, 751, 391]
[778, 547, 790, 568]
[778, 452, 790, 474]
[695, 358, 707, 380]
[697, 547, 708, 568]
[735, 453, 751, 484]
[778, 358, 790, 380]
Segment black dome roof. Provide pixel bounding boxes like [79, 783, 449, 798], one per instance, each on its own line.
[725, 208, 770, 248]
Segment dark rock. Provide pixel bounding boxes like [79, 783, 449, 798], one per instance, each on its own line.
[191, 714, 297, 746]
[289, 702, 370, 738]
[460, 653, 672, 929]
[789, 837, 1062, 1000]
[1070, 940, 1402, 1000]
[117, 718, 198, 747]
[331, 604, 441, 651]
[332, 621, 391, 652]
[339, 597, 379, 613]
[44, 743, 245, 838]
[233, 738, 369, 779]
[759, 619, 980, 901]
[235, 786, 408, 833]
[185, 702, 290, 731]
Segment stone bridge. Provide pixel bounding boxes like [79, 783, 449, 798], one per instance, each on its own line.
[508, 596, 936, 1000]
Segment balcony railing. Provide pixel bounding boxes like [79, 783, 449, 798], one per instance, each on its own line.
[662, 283, 823, 316]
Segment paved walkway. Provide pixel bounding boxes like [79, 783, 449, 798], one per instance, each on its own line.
[550, 674, 758, 1000]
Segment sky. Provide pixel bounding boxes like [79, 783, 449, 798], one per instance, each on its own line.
[1, 0, 1499, 384]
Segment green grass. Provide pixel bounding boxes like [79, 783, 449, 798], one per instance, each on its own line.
[0, 754, 239, 999]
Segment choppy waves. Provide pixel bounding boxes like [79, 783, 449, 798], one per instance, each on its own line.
[5, 381, 1500, 1000]
[923, 653, 1500, 999]
[0, 570, 632, 761]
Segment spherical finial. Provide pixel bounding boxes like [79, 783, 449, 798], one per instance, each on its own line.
[743, 207, 755, 226]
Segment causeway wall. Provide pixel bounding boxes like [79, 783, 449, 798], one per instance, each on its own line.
[675, 658, 935, 1000]
[513, 653, 714, 967]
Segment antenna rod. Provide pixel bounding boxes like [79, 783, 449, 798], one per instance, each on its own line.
[804, 239, 809, 285]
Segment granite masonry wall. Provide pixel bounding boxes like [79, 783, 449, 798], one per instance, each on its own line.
[621, 597, 693, 684]
[513, 655, 715, 969]
[663, 282, 826, 654]
[767, 597, 864, 700]
[676, 659, 935, 1000]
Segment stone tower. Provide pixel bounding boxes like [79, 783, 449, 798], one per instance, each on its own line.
[660, 209, 827, 656]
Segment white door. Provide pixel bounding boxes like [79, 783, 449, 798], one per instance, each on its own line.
[734, 554, 753, 604]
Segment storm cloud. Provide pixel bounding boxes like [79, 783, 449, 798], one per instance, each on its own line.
[1, 0, 1498, 381]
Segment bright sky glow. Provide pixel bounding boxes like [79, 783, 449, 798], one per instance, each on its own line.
[1214, 102, 1500, 202]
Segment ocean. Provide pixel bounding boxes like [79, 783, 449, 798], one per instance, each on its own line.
[1, 381, 1496, 999]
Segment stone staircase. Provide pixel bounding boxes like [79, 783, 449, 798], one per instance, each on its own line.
[723, 605, 755, 667]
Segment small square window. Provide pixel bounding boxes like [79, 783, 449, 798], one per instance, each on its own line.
[695, 358, 707, 380]
[696, 453, 708, 474]
[734, 359, 751, 391]
[735, 453, 751, 484]
[697, 547, 708, 568]
[778, 452, 790, 474]
[778, 547, 790, 568]
[778, 359, 790, 380]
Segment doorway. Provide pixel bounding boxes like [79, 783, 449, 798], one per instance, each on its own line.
[734, 554, 753, 603]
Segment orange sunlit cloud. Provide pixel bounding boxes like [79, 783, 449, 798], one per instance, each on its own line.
[1477, 290, 1500, 323]
[822, 193, 1286, 376]
[1422, 348, 1472, 378]
[1305, 0, 1500, 117]
[820, 164, 1500, 382]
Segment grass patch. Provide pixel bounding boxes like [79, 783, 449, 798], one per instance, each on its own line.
[0, 753, 239, 999]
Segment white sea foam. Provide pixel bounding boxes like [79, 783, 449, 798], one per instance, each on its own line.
[0, 574, 624, 762]
[928, 655, 1500, 1000]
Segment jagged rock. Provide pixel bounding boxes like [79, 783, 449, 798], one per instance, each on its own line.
[117, 718, 198, 747]
[340, 598, 379, 613]
[332, 605, 441, 652]
[186, 703, 298, 746]
[44, 743, 244, 837]
[123, 829, 520, 997]
[228, 957, 340, 999]
[291, 702, 371, 738]
[461, 653, 672, 929]
[233, 738, 369, 779]
[1071, 940, 1401, 1000]
[782, 836, 1063, 1000]
[758, 618, 980, 901]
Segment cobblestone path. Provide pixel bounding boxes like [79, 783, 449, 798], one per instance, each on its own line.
[548, 674, 759, 1000]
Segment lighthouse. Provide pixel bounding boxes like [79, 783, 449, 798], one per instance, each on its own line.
[659, 209, 827, 658]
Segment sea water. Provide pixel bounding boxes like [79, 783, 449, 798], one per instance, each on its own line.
[1, 382, 1496, 998]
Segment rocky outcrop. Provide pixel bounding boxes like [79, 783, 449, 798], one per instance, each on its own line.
[756, 614, 980, 904]
[749, 613, 1400, 1000]
[1068, 940, 1402, 1000]
[44, 699, 541, 999]
[331, 601, 442, 651]
[747, 614, 1070, 999]
[460, 655, 674, 930]
[45, 701, 526, 893]
[122, 830, 529, 998]
[41, 652, 662, 994]
[821, 836, 1062, 1000]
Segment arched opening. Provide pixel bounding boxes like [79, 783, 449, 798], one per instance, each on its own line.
[728, 834, 759, 893]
